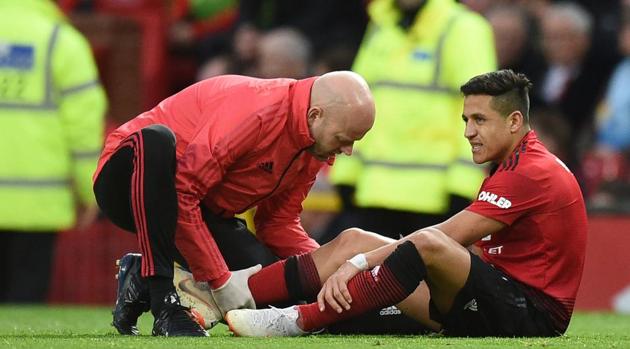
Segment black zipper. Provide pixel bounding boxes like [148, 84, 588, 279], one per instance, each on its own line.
[240, 146, 310, 212]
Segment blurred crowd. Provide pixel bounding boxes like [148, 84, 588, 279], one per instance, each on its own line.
[55, 0, 630, 232]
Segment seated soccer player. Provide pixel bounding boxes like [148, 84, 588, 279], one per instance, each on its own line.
[224, 70, 588, 337]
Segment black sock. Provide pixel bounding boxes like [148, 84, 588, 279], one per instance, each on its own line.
[284, 254, 321, 302]
[384, 240, 427, 294]
[149, 276, 176, 317]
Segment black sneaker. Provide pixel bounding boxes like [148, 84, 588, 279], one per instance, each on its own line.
[112, 253, 150, 335]
[152, 291, 209, 337]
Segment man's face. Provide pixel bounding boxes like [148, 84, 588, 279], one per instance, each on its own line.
[307, 107, 368, 161]
[488, 11, 528, 68]
[462, 95, 515, 164]
[541, 15, 589, 66]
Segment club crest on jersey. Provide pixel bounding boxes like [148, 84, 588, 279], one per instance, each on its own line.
[478, 191, 512, 209]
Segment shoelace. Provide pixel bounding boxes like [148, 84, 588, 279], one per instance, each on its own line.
[263, 306, 300, 336]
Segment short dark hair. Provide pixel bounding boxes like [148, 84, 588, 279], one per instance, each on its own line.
[460, 69, 533, 122]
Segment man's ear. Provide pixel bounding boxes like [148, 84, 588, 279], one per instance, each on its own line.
[307, 106, 322, 125]
[508, 111, 524, 133]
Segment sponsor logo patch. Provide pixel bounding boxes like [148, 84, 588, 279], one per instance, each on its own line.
[478, 191, 512, 209]
[0, 43, 34, 70]
[487, 245, 503, 255]
[379, 306, 402, 316]
[463, 298, 478, 312]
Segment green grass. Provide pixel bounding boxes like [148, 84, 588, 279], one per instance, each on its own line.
[0, 305, 629, 348]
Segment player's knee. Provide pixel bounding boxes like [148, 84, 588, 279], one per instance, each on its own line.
[407, 229, 448, 261]
[141, 124, 176, 147]
[334, 227, 369, 257]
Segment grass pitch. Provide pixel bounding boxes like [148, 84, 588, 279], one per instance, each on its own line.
[0, 305, 629, 349]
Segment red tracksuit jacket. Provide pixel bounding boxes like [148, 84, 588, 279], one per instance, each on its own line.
[94, 75, 325, 284]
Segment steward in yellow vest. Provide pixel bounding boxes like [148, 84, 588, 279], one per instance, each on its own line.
[329, 0, 496, 239]
[0, 0, 106, 302]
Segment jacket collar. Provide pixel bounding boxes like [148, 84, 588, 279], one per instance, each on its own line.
[287, 77, 317, 150]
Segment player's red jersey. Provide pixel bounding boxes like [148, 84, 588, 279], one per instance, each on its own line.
[466, 131, 587, 331]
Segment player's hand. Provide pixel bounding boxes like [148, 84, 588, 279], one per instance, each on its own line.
[211, 264, 261, 316]
[317, 261, 361, 313]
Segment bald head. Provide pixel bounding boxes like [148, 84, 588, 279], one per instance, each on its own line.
[311, 71, 375, 134]
[306, 71, 375, 161]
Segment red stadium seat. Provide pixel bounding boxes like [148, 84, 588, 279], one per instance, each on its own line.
[49, 219, 137, 304]
[94, 0, 170, 112]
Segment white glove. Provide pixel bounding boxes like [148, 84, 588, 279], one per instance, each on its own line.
[211, 264, 262, 316]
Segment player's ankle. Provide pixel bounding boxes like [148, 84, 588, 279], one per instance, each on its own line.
[295, 308, 307, 331]
[149, 276, 178, 317]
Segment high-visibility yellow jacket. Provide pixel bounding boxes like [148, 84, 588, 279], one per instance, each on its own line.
[0, 0, 106, 231]
[330, 0, 496, 214]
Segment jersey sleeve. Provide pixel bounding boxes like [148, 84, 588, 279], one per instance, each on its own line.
[466, 171, 545, 226]
[174, 109, 262, 284]
[254, 164, 321, 258]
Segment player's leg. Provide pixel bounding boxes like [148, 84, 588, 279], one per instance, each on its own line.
[311, 228, 396, 281]
[323, 228, 473, 333]
[95, 125, 179, 312]
[312, 229, 429, 334]
[225, 228, 458, 336]
[394, 229, 559, 337]
[94, 124, 206, 336]
[226, 237, 426, 336]
[382, 227, 473, 333]
[94, 139, 147, 335]
[177, 226, 422, 333]
[295, 228, 457, 332]
[394, 282, 440, 331]
[421, 252, 560, 337]
[227, 227, 559, 337]
[313, 227, 559, 337]
[403, 227, 472, 319]
[247, 228, 395, 306]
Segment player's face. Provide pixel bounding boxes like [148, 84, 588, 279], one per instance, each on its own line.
[462, 95, 516, 164]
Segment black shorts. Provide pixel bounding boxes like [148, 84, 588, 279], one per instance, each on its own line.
[429, 253, 560, 337]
